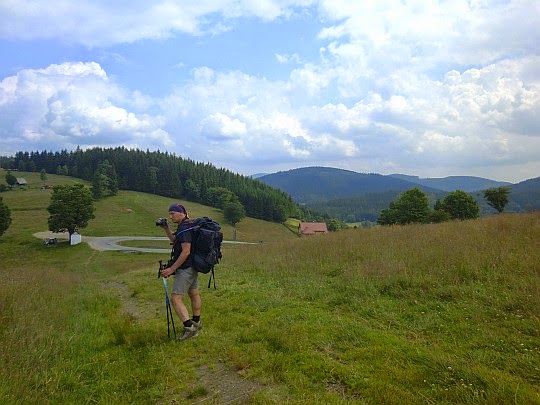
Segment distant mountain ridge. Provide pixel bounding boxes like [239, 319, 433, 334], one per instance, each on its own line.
[258, 167, 502, 203]
[505, 177, 540, 213]
[388, 174, 512, 192]
[258, 167, 442, 203]
[258, 166, 539, 222]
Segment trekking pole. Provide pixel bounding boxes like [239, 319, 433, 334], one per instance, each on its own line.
[158, 260, 176, 339]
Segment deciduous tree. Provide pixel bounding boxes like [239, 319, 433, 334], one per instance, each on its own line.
[224, 199, 246, 227]
[207, 187, 235, 208]
[327, 218, 348, 231]
[440, 190, 480, 220]
[483, 187, 510, 213]
[47, 183, 95, 241]
[5, 170, 16, 188]
[378, 188, 430, 225]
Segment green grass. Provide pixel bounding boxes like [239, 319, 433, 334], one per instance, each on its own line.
[1, 171, 539, 404]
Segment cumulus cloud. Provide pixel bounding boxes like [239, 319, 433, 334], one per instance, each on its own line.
[317, 0, 540, 69]
[0, 1, 539, 181]
[0, 0, 316, 46]
[0, 62, 172, 153]
[2, 53, 539, 180]
[159, 67, 358, 166]
[285, 56, 540, 175]
[173, 56, 539, 175]
[200, 113, 247, 140]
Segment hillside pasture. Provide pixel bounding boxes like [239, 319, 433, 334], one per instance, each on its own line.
[0, 171, 539, 404]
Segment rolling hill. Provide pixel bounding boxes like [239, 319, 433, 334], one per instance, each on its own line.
[388, 174, 512, 192]
[506, 177, 540, 213]
[258, 166, 539, 222]
[2, 169, 539, 404]
[258, 167, 442, 204]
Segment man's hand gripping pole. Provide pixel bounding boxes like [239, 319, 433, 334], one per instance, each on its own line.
[158, 260, 176, 339]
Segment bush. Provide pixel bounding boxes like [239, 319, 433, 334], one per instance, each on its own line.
[0, 197, 12, 236]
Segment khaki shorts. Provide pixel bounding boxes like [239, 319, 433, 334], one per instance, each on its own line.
[172, 267, 199, 295]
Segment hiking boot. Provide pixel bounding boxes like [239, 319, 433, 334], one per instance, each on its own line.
[192, 320, 202, 331]
[177, 324, 198, 341]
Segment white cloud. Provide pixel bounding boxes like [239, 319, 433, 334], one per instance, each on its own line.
[0, 0, 317, 46]
[316, 0, 540, 69]
[2, 53, 539, 182]
[289, 63, 334, 96]
[275, 53, 303, 64]
[286, 56, 540, 177]
[0, 1, 539, 182]
[0, 62, 172, 153]
[200, 113, 247, 140]
[157, 66, 365, 167]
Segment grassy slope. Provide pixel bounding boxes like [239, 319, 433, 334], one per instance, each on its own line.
[1, 171, 539, 404]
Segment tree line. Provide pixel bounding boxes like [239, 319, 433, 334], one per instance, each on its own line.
[0, 170, 511, 239]
[377, 187, 510, 225]
[1, 148, 318, 223]
[305, 188, 513, 223]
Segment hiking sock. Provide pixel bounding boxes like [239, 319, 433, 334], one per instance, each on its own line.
[183, 319, 193, 328]
[192, 316, 200, 323]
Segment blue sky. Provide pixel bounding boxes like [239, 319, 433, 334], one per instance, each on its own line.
[1, 1, 539, 183]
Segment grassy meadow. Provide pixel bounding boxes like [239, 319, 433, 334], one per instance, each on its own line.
[0, 170, 539, 404]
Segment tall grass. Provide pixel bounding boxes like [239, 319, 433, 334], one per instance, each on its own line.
[207, 213, 539, 403]
[0, 171, 539, 403]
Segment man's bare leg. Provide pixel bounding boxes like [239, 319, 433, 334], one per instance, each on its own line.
[171, 293, 190, 322]
[188, 288, 201, 318]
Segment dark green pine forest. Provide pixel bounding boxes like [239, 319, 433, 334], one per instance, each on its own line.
[3, 148, 314, 223]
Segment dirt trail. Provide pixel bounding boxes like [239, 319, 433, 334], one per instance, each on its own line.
[35, 231, 266, 402]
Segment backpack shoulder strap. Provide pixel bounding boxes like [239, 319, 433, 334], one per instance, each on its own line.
[171, 220, 198, 256]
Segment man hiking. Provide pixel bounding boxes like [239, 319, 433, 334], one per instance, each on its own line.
[160, 203, 202, 340]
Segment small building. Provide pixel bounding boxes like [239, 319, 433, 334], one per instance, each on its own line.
[70, 232, 82, 246]
[15, 178, 28, 187]
[299, 222, 328, 236]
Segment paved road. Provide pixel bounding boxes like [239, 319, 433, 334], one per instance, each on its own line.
[34, 231, 258, 253]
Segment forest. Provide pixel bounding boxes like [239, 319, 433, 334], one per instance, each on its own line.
[0, 148, 320, 223]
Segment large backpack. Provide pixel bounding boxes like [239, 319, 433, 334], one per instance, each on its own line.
[171, 217, 223, 288]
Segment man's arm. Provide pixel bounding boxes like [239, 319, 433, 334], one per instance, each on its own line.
[161, 241, 191, 277]
[161, 224, 176, 243]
